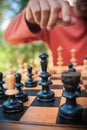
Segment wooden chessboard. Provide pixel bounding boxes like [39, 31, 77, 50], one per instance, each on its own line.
[0, 67, 87, 130]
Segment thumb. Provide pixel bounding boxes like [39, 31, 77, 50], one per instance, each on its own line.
[56, 17, 77, 26]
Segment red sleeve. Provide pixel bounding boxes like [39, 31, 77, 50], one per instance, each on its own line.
[4, 9, 49, 45]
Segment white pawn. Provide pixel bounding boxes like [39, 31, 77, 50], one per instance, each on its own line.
[57, 46, 64, 75]
[70, 49, 77, 67]
[22, 62, 28, 83]
[81, 56, 87, 77]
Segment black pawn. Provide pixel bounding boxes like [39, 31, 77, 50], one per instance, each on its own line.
[0, 72, 7, 99]
[68, 63, 76, 72]
[68, 63, 81, 96]
[59, 71, 83, 120]
[15, 73, 28, 102]
[25, 66, 37, 87]
[37, 52, 55, 102]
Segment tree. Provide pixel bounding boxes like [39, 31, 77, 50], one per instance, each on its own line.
[0, 0, 48, 72]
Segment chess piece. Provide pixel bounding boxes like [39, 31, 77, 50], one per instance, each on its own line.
[17, 57, 24, 75]
[22, 63, 28, 82]
[37, 52, 55, 102]
[29, 59, 35, 68]
[29, 59, 37, 74]
[81, 56, 87, 77]
[59, 71, 83, 120]
[8, 64, 15, 74]
[0, 72, 7, 99]
[57, 46, 64, 75]
[68, 63, 80, 96]
[23, 62, 28, 74]
[24, 66, 37, 87]
[15, 73, 28, 102]
[70, 49, 77, 67]
[68, 63, 76, 72]
[3, 72, 23, 113]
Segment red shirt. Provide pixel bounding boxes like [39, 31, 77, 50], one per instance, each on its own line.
[4, 9, 87, 65]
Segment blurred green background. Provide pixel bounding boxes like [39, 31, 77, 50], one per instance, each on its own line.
[0, 0, 51, 72]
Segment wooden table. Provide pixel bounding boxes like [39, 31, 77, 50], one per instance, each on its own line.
[0, 121, 87, 130]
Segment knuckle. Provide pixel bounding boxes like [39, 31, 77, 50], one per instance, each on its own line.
[51, 6, 60, 13]
[34, 10, 41, 16]
[48, 21, 57, 28]
[42, 8, 50, 15]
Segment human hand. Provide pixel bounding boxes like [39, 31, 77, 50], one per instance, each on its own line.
[25, 0, 76, 30]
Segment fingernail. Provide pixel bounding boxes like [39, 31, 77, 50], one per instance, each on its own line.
[47, 26, 51, 30]
[64, 15, 70, 21]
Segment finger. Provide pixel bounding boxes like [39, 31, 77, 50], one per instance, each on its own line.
[25, 7, 35, 23]
[47, 0, 61, 30]
[29, 0, 41, 24]
[61, 1, 71, 22]
[39, 0, 50, 28]
[56, 17, 76, 26]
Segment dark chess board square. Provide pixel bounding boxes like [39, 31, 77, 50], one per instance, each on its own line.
[56, 108, 87, 125]
[84, 85, 87, 89]
[82, 108, 87, 125]
[82, 77, 87, 80]
[30, 97, 61, 107]
[0, 106, 28, 121]
[51, 77, 61, 80]
[81, 90, 87, 97]
[24, 89, 40, 96]
[50, 85, 63, 89]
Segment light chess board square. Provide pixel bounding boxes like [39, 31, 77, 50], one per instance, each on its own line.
[20, 106, 59, 124]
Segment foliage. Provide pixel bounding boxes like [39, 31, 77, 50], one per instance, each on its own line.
[0, 0, 48, 72]
[0, 32, 48, 72]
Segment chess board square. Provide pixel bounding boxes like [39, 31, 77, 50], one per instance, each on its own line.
[60, 97, 66, 106]
[84, 85, 87, 89]
[30, 97, 61, 107]
[24, 89, 40, 96]
[82, 77, 87, 80]
[80, 84, 85, 90]
[82, 79, 87, 85]
[51, 77, 61, 80]
[52, 89, 63, 97]
[24, 96, 36, 106]
[52, 79, 63, 85]
[0, 106, 28, 121]
[81, 90, 87, 97]
[82, 109, 87, 125]
[77, 97, 87, 109]
[20, 106, 59, 124]
[50, 84, 63, 89]
[24, 85, 41, 90]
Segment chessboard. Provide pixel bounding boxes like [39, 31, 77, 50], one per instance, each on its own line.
[0, 69, 87, 130]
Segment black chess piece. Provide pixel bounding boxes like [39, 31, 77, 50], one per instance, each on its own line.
[37, 52, 55, 102]
[0, 72, 7, 99]
[3, 73, 23, 113]
[59, 71, 83, 120]
[68, 63, 81, 96]
[25, 66, 37, 87]
[15, 73, 28, 102]
[68, 63, 76, 72]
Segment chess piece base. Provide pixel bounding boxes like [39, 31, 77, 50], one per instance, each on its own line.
[37, 90, 55, 102]
[25, 80, 37, 87]
[0, 89, 7, 99]
[59, 104, 83, 119]
[15, 91, 28, 102]
[3, 98, 23, 113]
